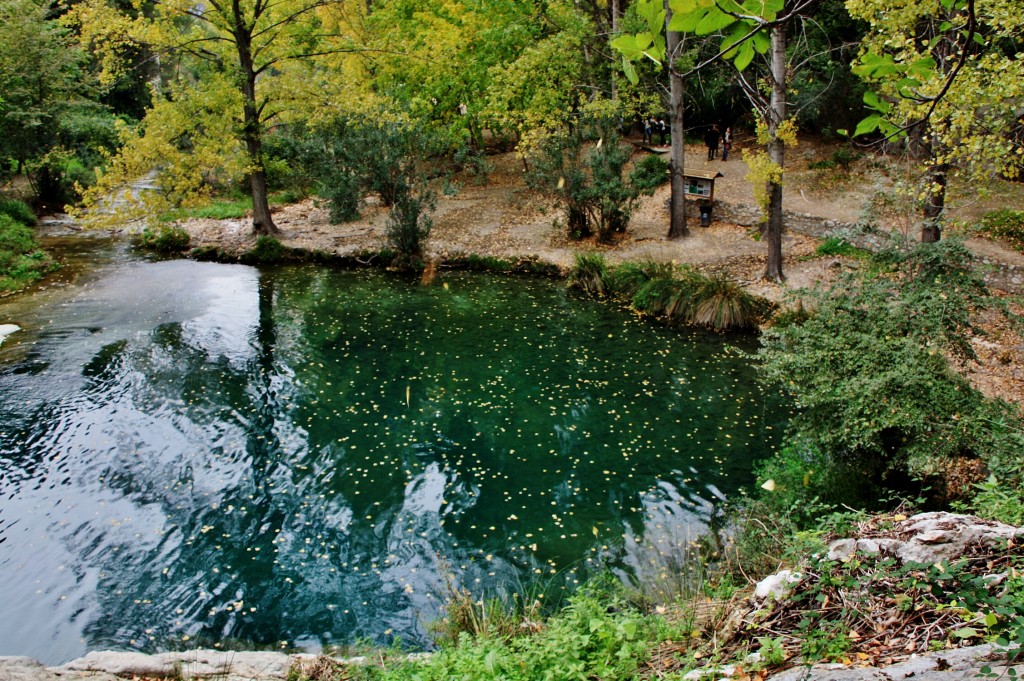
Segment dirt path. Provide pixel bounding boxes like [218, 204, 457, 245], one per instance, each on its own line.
[177, 145, 1024, 407]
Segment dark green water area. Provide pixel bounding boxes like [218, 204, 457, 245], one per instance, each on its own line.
[0, 241, 788, 664]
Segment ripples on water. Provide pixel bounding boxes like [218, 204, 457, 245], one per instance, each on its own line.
[0, 251, 788, 664]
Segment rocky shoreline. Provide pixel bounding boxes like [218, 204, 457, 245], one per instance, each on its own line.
[6, 513, 1023, 681]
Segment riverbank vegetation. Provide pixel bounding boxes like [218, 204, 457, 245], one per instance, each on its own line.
[0, 200, 57, 293]
[568, 253, 771, 331]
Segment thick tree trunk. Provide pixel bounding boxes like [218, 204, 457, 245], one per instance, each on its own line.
[921, 132, 947, 243]
[763, 24, 787, 282]
[665, 1, 688, 239]
[921, 162, 948, 243]
[233, 1, 280, 237]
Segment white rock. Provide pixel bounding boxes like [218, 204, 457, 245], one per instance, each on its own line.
[827, 538, 857, 561]
[0, 324, 20, 345]
[754, 569, 802, 600]
[856, 538, 880, 555]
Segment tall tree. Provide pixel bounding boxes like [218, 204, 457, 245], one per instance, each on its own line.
[0, 0, 91, 193]
[665, 2, 690, 239]
[617, 0, 820, 281]
[848, 0, 1024, 242]
[612, 0, 690, 238]
[69, 0, 349, 234]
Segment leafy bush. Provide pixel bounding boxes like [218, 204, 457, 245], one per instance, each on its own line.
[190, 246, 225, 262]
[629, 154, 669, 193]
[758, 237, 1024, 493]
[572, 257, 769, 332]
[529, 120, 659, 242]
[633, 274, 699, 320]
[980, 209, 1024, 252]
[0, 214, 57, 292]
[394, 581, 658, 681]
[241, 236, 286, 264]
[285, 115, 443, 223]
[384, 185, 434, 270]
[138, 225, 190, 252]
[0, 199, 37, 226]
[605, 259, 675, 298]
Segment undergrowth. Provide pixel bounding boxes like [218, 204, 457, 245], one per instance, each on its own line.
[568, 253, 771, 331]
[0, 213, 58, 293]
[138, 225, 190, 252]
[980, 209, 1024, 252]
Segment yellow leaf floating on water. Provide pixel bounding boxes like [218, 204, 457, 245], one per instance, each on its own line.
[406, 386, 410, 408]
[592, 526, 599, 538]
[761, 479, 776, 492]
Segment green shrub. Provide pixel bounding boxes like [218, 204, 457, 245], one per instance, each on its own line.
[605, 259, 675, 298]
[629, 154, 669, 193]
[283, 114, 443, 223]
[241, 236, 287, 264]
[633, 275, 698, 320]
[956, 475, 1024, 526]
[190, 246, 225, 262]
[980, 209, 1024, 252]
[384, 185, 434, 270]
[139, 225, 190, 252]
[0, 199, 37, 226]
[577, 258, 769, 332]
[529, 120, 658, 243]
[408, 580, 657, 681]
[0, 214, 57, 292]
[457, 254, 515, 272]
[758, 238, 1024, 493]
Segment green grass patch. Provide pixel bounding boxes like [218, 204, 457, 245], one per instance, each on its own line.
[814, 237, 870, 259]
[160, 191, 305, 222]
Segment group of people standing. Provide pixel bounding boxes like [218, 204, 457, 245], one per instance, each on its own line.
[641, 116, 669, 146]
[638, 117, 733, 161]
[704, 124, 732, 161]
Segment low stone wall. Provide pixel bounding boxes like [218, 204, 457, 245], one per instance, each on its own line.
[711, 200, 1024, 294]
[0, 649, 431, 681]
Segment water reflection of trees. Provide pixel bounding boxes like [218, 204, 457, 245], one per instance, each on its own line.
[0, 264, 786, 659]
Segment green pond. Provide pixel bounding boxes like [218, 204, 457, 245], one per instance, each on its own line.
[0, 241, 788, 664]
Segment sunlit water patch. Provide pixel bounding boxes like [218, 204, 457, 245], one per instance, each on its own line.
[0, 248, 788, 664]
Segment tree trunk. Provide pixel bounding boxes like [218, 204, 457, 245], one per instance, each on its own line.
[921, 162, 948, 243]
[763, 24, 787, 282]
[665, 1, 688, 239]
[610, 0, 620, 101]
[233, 0, 280, 237]
[920, 129, 947, 242]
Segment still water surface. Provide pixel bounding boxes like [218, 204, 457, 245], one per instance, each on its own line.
[0, 242, 787, 663]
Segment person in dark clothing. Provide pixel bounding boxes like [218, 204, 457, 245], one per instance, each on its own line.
[657, 118, 668, 145]
[704, 124, 720, 160]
